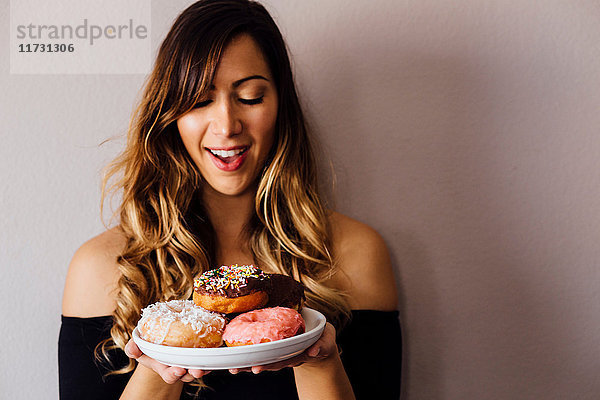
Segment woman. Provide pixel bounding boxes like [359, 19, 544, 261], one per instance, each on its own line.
[59, 1, 401, 399]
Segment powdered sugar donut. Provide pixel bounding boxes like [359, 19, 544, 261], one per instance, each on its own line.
[223, 307, 305, 346]
[137, 300, 225, 348]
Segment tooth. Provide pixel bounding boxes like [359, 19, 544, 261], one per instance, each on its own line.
[210, 148, 244, 157]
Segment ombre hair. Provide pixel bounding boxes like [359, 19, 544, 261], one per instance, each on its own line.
[98, 0, 350, 374]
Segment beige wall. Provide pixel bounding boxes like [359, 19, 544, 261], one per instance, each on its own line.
[1, 1, 599, 399]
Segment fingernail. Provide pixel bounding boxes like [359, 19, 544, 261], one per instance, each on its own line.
[310, 348, 320, 357]
[174, 371, 185, 376]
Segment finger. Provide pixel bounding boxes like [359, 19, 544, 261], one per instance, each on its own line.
[244, 322, 339, 374]
[189, 369, 211, 379]
[252, 365, 262, 374]
[126, 340, 190, 384]
[306, 336, 329, 358]
[136, 354, 186, 384]
[307, 344, 321, 358]
[124, 340, 143, 359]
[307, 322, 338, 359]
[179, 373, 195, 383]
[164, 366, 189, 384]
[230, 367, 254, 374]
[321, 323, 337, 342]
[321, 322, 336, 336]
[253, 360, 305, 372]
[250, 355, 306, 373]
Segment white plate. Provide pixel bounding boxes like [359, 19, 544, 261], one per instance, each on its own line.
[132, 307, 326, 370]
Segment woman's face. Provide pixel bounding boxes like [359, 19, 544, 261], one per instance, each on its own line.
[177, 34, 278, 197]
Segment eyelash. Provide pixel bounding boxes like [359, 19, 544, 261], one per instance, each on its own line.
[193, 96, 264, 108]
[239, 96, 264, 105]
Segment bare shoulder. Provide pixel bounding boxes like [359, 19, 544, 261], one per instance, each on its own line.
[327, 212, 398, 311]
[62, 227, 127, 317]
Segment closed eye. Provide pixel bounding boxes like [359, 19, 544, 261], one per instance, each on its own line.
[239, 96, 264, 105]
[193, 96, 264, 108]
[193, 99, 212, 108]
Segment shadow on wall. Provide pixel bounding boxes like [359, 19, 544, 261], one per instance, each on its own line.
[389, 232, 440, 400]
[303, 38, 459, 399]
[305, 26, 584, 397]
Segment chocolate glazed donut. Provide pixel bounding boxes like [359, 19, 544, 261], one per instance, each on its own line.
[193, 265, 270, 314]
[265, 273, 305, 310]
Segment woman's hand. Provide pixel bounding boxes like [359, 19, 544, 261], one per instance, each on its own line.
[124, 339, 211, 384]
[228, 322, 339, 374]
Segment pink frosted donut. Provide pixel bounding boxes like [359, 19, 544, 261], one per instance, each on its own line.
[137, 300, 225, 348]
[223, 307, 305, 346]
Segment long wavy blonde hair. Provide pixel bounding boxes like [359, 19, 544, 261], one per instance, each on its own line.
[97, 0, 350, 374]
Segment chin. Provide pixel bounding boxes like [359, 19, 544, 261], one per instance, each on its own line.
[217, 188, 247, 196]
[204, 180, 254, 197]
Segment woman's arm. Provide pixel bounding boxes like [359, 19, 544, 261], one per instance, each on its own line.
[293, 326, 355, 400]
[62, 229, 189, 400]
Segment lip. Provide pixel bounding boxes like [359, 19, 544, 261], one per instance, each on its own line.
[205, 145, 248, 151]
[205, 145, 250, 172]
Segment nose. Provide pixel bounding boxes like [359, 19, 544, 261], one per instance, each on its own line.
[209, 100, 242, 137]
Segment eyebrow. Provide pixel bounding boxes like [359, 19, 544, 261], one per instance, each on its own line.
[209, 75, 270, 90]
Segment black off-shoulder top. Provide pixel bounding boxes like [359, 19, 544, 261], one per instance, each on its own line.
[58, 310, 401, 400]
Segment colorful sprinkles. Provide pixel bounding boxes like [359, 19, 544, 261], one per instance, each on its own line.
[194, 264, 269, 292]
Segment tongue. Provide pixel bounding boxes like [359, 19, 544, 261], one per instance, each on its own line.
[217, 154, 239, 164]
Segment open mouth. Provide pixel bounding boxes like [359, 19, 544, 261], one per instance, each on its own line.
[207, 147, 248, 163]
[205, 146, 249, 171]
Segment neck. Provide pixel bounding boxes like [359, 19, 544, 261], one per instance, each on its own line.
[202, 186, 256, 265]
